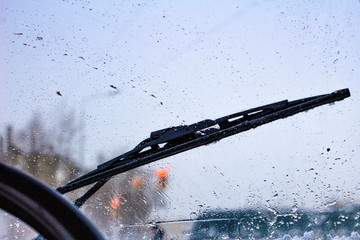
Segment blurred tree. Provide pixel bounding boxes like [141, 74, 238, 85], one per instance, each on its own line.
[1, 112, 81, 188]
[0, 112, 84, 239]
[1, 112, 169, 239]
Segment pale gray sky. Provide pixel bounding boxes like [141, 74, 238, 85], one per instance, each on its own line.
[1, 0, 360, 220]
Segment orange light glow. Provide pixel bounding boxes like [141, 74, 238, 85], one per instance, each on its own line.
[157, 168, 168, 179]
[154, 166, 172, 189]
[132, 177, 144, 188]
[110, 198, 121, 209]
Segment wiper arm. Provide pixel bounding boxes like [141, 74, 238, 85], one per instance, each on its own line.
[57, 88, 350, 207]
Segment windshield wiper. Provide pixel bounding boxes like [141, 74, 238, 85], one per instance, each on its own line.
[57, 88, 350, 208]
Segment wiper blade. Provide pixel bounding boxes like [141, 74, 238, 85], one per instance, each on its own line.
[57, 88, 350, 207]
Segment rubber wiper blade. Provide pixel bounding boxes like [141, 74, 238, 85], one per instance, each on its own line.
[57, 88, 350, 197]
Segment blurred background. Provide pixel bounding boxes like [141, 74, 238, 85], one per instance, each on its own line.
[1, 0, 360, 239]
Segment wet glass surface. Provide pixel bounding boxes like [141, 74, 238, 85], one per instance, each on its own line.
[0, 208, 37, 240]
[1, 0, 360, 239]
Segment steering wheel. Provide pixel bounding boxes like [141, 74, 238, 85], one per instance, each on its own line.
[0, 162, 104, 240]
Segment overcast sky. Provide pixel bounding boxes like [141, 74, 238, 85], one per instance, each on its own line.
[1, 0, 360, 220]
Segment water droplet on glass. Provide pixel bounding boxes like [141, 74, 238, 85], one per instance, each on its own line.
[190, 212, 197, 220]
[220, 234, 229, 239]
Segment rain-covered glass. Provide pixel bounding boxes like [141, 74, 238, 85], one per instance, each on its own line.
[1, 1, 360, 239]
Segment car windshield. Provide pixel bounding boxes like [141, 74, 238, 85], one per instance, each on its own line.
[1, 1, 359, 239]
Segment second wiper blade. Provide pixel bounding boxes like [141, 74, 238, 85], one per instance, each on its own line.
[58, 88, 350, 194]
